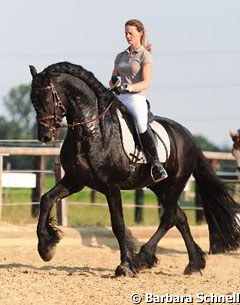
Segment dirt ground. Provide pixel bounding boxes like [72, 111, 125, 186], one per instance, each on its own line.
[0, 222, 239, 305]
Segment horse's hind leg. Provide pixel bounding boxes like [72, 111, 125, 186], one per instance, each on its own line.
[175, 206, 206, 274]
[37, 175, 83, 262]
[133, 193, 177, 270]
[134, 183, 206, 274]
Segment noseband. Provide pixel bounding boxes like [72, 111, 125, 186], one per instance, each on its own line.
[33, 84, 113, 130]
[33, 84, 66, 131]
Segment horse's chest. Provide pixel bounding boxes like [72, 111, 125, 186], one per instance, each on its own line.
[60, 142, 88, 171]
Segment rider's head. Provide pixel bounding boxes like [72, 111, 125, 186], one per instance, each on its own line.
[124, 19, 151, 52]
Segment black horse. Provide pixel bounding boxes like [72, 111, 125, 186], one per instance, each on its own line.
[29, 62, 240, 277]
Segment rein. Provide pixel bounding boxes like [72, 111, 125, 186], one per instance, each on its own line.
[33, 84, 113, 130]
[60, 101, 113, 129]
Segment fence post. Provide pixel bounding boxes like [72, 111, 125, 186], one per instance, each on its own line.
[195, 184, 204, 224]
[54, 155, 68, 226]
[31, 156, 46, 217]
[134, 188, 144, 223]
[0, 155, 3, 220]
[91, 190, 96, 205]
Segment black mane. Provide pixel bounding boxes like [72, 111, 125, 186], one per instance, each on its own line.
[44, 61, 117, 108]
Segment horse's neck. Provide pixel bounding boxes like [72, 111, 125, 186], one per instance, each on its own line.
[66, 101, 121, 151]
[65, 88, 98, 124]
[64, 93, 103, 131]
[62, 78, 120, 145]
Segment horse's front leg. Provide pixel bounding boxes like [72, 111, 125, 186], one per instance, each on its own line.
[37, 176, 83, 262]
[105, 187, 137, 277]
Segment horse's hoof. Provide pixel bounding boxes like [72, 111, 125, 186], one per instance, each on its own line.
[184, 264, 204, 275]
[38, 241, 57, 262]
[133, 251, 158, 270]
[47, 222, 64, 242]
[51, 228, 64, 243]
[115, 264, 137, 278]
[148, 254, 158, 267]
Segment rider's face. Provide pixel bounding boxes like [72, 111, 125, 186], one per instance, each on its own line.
[125, 25, 142, 47]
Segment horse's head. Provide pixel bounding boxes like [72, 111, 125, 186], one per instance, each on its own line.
[230, 130, 240, 171]
[29, 65, 66, 142]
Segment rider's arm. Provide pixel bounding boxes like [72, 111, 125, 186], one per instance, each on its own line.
[127, 62, 152, 93]
[109, 64, 119, 89]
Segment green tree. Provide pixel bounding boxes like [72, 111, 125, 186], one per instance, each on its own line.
[0, 84, 37, 169]
[3, 84, 35, 139]
[194, 134, 220, 151]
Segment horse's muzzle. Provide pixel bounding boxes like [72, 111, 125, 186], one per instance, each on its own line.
[39, 135, 53, 143]
[38, 126, 54, 143]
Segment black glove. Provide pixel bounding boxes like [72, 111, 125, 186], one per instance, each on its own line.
[111, 76, 121, 86]
[111, 76, 122, 95]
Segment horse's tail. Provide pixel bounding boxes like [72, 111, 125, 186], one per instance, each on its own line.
[193, 152, 240, 254]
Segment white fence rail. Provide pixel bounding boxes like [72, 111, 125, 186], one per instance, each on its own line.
[2, 173, 36, 188]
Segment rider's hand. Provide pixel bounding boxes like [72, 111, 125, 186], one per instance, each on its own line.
[110, 76, 122, 94]
[110, 76, 132, 94]
[123, 84, 132, 92]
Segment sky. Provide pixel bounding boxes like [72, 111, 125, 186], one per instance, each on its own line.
[0, 0, 240, 148]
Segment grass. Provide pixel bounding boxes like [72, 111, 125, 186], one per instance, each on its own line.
[1, 175, 197, 227]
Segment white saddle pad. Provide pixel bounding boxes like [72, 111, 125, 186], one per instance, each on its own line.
[117, 109, 170, 164]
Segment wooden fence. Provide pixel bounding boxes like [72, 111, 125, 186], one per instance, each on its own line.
[0, 146, 237, 226]
[0, 146, 67, 225]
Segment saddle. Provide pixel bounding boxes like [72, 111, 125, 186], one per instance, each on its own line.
[116, 102, 170, 165]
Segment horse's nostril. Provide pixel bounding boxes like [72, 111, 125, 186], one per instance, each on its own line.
[43, 136, 52, 143]
[39, 135, 52, 143]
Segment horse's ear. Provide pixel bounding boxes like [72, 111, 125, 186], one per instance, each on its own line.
[230, 130, 238, 139]
[29, 65, 37, 77]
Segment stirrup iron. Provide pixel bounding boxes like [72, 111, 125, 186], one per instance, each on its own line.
[150, 164, 168, 183]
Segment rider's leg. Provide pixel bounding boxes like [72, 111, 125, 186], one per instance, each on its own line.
[118, 93, 167, 182]
[140, 126, 168, 182]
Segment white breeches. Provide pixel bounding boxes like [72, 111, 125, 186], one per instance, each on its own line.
[118, 93, 148, 134]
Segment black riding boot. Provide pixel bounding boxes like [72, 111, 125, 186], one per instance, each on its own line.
[140, 126, 168, 182]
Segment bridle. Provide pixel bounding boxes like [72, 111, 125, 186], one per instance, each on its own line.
[33, 84, 66, 131]
[33, 84, 113, 130]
